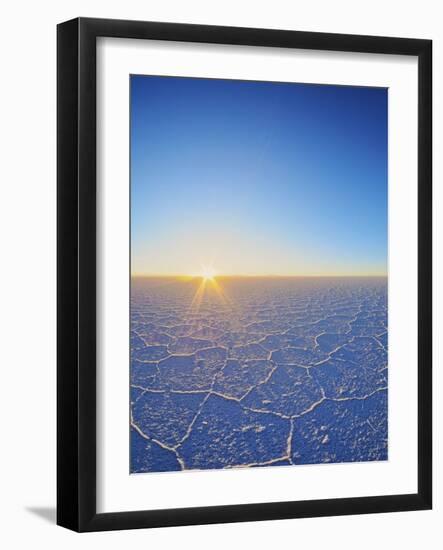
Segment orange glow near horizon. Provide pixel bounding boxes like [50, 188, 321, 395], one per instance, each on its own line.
[132, 272, 388, 279]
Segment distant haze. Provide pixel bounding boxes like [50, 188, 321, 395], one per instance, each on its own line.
[131, 76, 387, 277]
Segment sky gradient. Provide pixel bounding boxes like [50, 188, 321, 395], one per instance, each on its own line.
[130, 75, 387, 277]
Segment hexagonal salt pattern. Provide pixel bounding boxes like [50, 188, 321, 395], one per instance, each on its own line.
[130, 277, 387, 472]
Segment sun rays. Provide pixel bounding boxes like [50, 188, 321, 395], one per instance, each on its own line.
[187, 266, 232, 316]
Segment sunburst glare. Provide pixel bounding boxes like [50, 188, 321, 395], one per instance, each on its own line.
[200, 265, 217, 281]
[186, 265, 233, 316]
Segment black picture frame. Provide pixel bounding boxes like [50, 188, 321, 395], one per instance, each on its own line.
[57, 17, 432, 532]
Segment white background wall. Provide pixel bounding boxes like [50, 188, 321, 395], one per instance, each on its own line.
[0, 0, 440, 547]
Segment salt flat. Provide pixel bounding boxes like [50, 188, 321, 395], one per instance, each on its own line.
[130, 277, 388, 473]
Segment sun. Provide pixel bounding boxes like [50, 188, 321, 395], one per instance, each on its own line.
[200, 265, 217, 281]
[187, 264, 231, 314]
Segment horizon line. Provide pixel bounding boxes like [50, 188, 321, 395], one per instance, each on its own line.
[131, 273, 388, 279]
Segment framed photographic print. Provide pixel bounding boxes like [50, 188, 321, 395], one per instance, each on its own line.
[57, 17, 432, 532]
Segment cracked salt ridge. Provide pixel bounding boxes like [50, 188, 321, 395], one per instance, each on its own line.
[130, 277, 388, 472]
[291, 390, 388, 464]
[178, 394, 291, 470]
[131, 426, 182, 473]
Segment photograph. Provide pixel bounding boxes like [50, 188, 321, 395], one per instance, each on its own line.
[129, 75, 388, 474]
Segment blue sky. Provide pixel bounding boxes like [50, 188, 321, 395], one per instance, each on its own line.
[131, 75, 387, 276]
